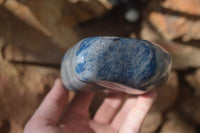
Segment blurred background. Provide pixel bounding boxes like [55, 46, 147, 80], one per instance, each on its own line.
[0, 0, 200, 132]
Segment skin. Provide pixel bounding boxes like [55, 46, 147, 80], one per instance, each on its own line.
[24, 79, 157, 133]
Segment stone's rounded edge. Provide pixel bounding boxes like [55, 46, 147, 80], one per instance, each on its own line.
[75, 37, 100, 56]
[151, 41, 172, 90]
[97, 81, 147, 95]
[136, 40, 172, 91]
[129, 39, 158, 90]
[74, 37, 99, 81]
[61, 41, 86, 91]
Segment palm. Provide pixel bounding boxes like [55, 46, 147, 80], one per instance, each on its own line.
[58, 113, 115, 133]
[30, 112, 115, 133]
[24, 79, 156, 133]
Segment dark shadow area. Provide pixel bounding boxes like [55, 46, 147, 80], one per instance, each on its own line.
[196, 125, 200, 133]
[79, 0, 151, 39]
[0, 119, 11, 133]
[160, 7, 200, 20]
[173, 37, 200, 48]
[79, 7, 136, 38]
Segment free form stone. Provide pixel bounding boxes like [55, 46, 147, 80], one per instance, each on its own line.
[61, 37, 171, 94]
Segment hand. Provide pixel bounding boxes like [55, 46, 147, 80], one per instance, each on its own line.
[24, 79, 157, 133]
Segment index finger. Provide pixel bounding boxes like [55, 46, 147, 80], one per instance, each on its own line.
[119, 91, 157, 133]
[30, 79, 69, 126]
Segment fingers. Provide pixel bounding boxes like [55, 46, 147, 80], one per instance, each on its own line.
[111, 95, 137, 130]
[94, 93, 125, 124]
[119, 91, 157, 133]
[31, 79, 69, 126]
[65, 91, 94, 116]
[61, 91, 94, 124]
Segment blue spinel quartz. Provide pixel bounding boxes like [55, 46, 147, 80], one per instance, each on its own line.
[61, 37, 171, 94]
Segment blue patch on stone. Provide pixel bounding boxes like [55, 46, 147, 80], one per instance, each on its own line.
[75, 63, 85, 74]
[76, 37, 99, 56]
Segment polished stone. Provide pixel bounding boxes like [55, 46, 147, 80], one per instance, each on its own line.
[61, 37, 171, 94]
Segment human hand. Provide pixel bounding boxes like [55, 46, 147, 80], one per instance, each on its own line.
[24, 79, 157, 133]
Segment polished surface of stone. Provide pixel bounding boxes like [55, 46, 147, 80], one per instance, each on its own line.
[61, 37, 171, 94]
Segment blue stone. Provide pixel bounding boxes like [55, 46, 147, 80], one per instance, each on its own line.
[61, 37, 171, 94]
